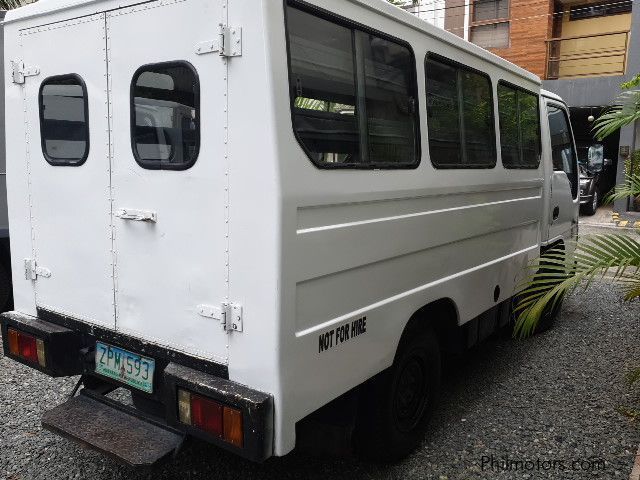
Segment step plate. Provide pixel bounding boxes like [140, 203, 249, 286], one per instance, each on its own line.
[42, 394, 182, 467]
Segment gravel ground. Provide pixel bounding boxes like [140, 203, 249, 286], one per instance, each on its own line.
[2, 280, 640, 479]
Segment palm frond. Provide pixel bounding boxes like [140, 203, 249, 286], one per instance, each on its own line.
[0, 0, 30, 9]
[514, 234, 640, 338]
[604, 174, 640, 204]
[592, 90, 640, 140]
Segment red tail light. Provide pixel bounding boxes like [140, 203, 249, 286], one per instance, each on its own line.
[178, 389, 243, 447]
[7, 328, 46, 367]
[191, 394, 224, 437]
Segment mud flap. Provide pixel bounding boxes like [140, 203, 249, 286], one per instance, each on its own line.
[42, 393, 183, 467]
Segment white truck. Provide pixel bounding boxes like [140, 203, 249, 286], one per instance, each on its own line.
[1, 0, 579, 465]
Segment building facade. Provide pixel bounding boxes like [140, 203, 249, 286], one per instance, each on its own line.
[399, 0, 639, 213]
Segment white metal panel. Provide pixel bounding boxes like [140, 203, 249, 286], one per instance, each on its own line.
[20, 15, 116, 327]
[269, 0, 545, 454]
[106, 0, 229, 363]
[5, 20, 36, 315]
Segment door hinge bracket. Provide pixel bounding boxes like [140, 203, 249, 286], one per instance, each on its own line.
[24, 258, 51, 280]
[218, 24, 242, 57]
[197, 302, 243, 332]
[11, 61, 40, 84]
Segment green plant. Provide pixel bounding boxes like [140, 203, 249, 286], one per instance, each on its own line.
[593, 75, 640, 141]
[514, 234, 640, 338]
[0, 0, 30, 9]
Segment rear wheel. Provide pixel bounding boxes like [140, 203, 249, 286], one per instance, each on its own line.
[354, 328, 440, 462]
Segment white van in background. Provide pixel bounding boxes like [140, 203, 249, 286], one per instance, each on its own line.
[1, 0, 578, 465]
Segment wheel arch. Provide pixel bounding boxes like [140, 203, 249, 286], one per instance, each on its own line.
[399, 298, 461, 355]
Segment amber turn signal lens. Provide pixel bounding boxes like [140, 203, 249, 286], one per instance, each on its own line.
[223, 406, 243, 447]
[8, 328, 19, 356]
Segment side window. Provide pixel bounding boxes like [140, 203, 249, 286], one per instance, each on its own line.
[131, 62, 199, 170]
[547, 105, 578, 197]
[497, 82, 541, 169]
[285, 3, 419, 168]
[425, 55, 496, 168]
[39, 75, 89, 166]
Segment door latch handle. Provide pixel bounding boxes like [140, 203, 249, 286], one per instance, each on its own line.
[115, 208, 157, 223]
[552, 206, 560, 221]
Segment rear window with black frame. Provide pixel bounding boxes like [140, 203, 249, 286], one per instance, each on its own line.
[497, 81, 541, 169]
[285, 1, 420, 169]
[425, 55, 496, 169]
[131, 61, 200, 170]
[39, 74, 89, 166]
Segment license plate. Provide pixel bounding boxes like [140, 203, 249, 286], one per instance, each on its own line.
[95, 342, 155, 394]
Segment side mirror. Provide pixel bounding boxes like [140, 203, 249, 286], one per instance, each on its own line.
[604, 158, 613, 167]
[588, 144, 604, 173]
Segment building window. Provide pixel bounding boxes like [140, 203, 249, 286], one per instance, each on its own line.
[473, 0, 509, 22]
[131, 61, 200, 170]
[285, 2, 420, 169]
[39, 74, 89, 166]
[497, 82, 541, 169]
[569, 0, 632, 20]
[470, 22, 510, 49]
[425, 55, 496, 168]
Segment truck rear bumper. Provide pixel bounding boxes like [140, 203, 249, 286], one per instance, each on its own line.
[0, 310, 274, 463]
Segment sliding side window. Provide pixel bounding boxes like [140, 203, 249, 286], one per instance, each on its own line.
[131, 61, 200, 170]
[39, 74, 89, 166]
[425, 55, 496, 168]
[285, 3, 419, 168]
[497, 82, 541, 168]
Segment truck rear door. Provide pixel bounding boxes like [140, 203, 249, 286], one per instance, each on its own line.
[21, 14, 116, 329]
[106, 0, 230, 363]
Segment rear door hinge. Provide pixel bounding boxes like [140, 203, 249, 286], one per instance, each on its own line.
[195, 26, 241, 57]
[197, 302, 243, 332]
[24, 258, 51, 280]
[11, 61, 40, 84]
[218, 24, 242, 57]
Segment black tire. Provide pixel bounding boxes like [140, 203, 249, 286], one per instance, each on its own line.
[354, 328, 441, 462]
[581, 190, 598, 216]
[530, 247, 566, 333]
[534, 296, 563, 333]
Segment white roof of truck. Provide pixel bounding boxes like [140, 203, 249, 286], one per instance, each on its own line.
[4, 0, 541, 85]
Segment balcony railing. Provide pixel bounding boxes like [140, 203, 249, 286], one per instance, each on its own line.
[545, 30, 629, 80]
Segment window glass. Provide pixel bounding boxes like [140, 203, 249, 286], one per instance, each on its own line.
[497, 83, 541, 168]
[286, 3, 419, 168]
[473, 0, 509, 21]
[39, 75, 89, 166]
[461, 69, 495, 166]
[548, 105, 578, 197]
[287, 7, 359, 164]
[469, 22, 510, 49]
[131, 62, 199, 170]
[425, 56, 495, 168]
[361, 32, 417, 164]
